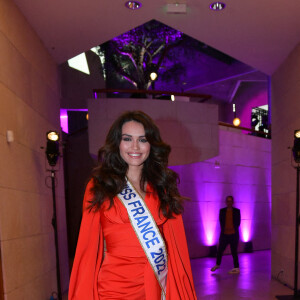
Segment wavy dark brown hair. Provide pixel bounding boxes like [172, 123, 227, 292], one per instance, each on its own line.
[89, 110, 186, 218]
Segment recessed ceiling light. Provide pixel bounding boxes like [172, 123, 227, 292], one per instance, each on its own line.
[210, 2, 226, 11]
[125, 1, 142, 10]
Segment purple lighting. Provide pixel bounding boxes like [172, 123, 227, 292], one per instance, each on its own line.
[60, 109, 68, 133]
[60, 108, 88, 133]
[198, 182, 221, 246]
[241, 221, 251, 242]
[200, 204, 219, 246]
[170, 124, 271, 255]
[112, 23, 182, 47]
[203, 220, 218, 246]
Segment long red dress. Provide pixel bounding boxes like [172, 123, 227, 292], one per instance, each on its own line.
[68, 181, 197, 299]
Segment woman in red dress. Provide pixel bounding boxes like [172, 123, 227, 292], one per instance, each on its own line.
[68, 111, 197, 300]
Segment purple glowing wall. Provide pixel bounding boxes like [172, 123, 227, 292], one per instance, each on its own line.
[171, 126, 271, 258]
[60, 108, 88, 133]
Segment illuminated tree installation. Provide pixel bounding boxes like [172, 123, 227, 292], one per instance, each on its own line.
[98, 20, 185, 92]
[97, 19, 241, 97]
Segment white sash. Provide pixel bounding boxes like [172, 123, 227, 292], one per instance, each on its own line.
[118, 178, 168, 299]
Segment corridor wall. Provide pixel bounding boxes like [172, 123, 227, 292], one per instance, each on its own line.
[0, 1, 69, 298]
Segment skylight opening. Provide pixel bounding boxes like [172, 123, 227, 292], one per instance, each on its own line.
[68, 53, 90, 75]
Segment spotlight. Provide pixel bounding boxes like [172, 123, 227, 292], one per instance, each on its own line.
[47, 131, 59, 141]
[295, 130, 300, 139]
[244, 241, 253, 253]
[46, 131, 60, 167]
[150, 72, 158, 81]
[209, 245, 217, 257]
[233, 117, 241, 127]
[293, 130, 300, 163]
[148, 64, 158, 81]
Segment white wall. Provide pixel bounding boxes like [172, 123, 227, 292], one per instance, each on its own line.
[88, 98, 219, 166]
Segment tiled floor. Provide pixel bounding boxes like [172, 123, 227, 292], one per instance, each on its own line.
[63, 250, 293, 299]
[191, 250, 293, 299]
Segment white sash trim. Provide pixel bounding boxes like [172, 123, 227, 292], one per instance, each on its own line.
[118, 178, 168, 298]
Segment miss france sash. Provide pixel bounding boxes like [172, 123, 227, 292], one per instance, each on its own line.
[118, 179, 168, 299]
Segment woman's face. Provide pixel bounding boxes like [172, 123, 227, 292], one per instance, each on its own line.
[119, 121, 151, 169]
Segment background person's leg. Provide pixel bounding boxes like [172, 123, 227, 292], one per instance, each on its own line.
[216, 234, 229, 266]
[229, 234, 239, 268]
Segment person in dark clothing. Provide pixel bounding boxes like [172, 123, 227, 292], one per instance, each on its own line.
[211, 195, 241, 274]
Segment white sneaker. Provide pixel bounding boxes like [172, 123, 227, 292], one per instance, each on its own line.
[210, 265, 220, 272]
[228, 268, 240, 274]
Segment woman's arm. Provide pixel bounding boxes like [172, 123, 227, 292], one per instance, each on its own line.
[68, 181, 103, 300]
[164, 215, 197, 300]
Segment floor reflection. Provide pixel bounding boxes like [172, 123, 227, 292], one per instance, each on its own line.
[191, 250, 292, 300]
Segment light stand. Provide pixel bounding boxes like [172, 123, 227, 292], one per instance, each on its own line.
[45, 131, 62, 300]
[295, 165, 300, 297]
[276, 130, 300, 299]
[50, 169, 62, 300]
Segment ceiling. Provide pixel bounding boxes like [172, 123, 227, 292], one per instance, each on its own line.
[12, 0, 300, 103]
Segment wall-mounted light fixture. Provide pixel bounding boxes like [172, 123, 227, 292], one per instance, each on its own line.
[6, 130, 14, 143]
[233, 117, 241, 127]
[214, 160, 220, 169]
[232, 103, 241, 127]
